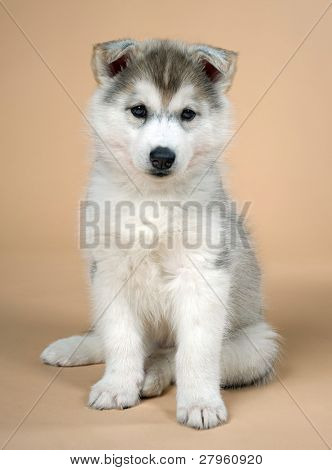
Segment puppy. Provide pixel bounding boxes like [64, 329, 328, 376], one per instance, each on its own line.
[41, 39, 279, 429]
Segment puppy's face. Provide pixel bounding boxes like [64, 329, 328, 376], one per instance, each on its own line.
[89, 40, 237, 182]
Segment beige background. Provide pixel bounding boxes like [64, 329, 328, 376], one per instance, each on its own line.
[1, 0, 331, 449]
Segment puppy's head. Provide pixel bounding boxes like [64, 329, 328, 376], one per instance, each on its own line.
[89, 39, 237, 183]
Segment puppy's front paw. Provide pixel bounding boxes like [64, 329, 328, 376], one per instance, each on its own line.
[88, 378, 140, 410]
[177, 399, 228, 430]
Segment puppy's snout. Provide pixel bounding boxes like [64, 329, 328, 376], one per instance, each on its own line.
[149, 147, 176, 170]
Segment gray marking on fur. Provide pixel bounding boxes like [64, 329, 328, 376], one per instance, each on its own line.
[97, 40, 235, 107]
[215, 247, 231, 269]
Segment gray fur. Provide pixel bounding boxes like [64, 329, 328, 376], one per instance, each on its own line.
[92, 39, 237, 107]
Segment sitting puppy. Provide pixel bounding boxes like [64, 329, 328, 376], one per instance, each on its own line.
[41, 39, 279, 429]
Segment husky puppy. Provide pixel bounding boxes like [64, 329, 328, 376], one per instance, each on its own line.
[41, 39, 279, 429]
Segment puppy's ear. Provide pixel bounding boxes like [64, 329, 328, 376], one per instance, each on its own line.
[91, 39, 137, 84]
[192, 44, 237, 93]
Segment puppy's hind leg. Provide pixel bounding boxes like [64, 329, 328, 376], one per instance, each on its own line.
[40, 332, 104, 367]
[220, 321, 280, 388]
[141, 348, 175, 398]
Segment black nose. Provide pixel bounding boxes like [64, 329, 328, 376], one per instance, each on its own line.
[149, 147, 176, 171]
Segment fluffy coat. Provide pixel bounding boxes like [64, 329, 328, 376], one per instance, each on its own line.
[41, 39, 279, 429]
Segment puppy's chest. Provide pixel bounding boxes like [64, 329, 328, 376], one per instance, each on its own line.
[127, 251, 172, 323]
[94, 200, 223, 318]
[102, 202, 201, 248]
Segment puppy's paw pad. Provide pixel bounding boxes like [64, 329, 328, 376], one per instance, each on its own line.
[88, 380, 139, 410]
[177, 402, 228, 430]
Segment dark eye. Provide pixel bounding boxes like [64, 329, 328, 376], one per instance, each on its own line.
[181, 108, 196, 121]
[131, 105, 147, 119]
